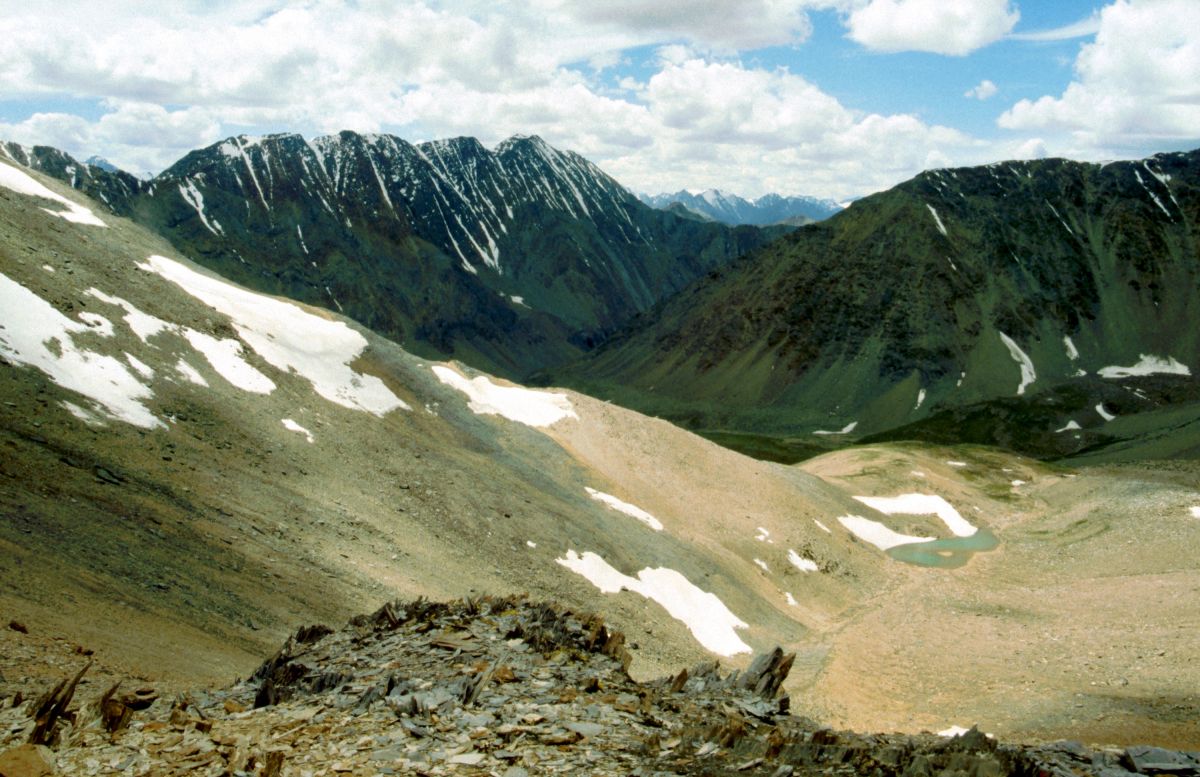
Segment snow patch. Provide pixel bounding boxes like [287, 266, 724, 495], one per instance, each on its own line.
[0, 161, 106, 227]
[174, 359, 208, 386]
[753, 558, 769, 573]
[999, 332, 1036, 395]
[787, 550, 818, 572]
[1098, 354, 1190, 379]
[814, 519, 832, 534]
[914, 388, 926, 411]
[852, 494, 977, 537]
[1096, 403, 1116, 422]
[926, 204, 948, 237]
[281, 418, 314, 443]
[1134, 169, 1173, 219]
[77, 312, 114, 338]
[1190, 507, 1200, 519]
[182, 328, 275, 394]
[84, 289, 172, 343]
[0, 273, 160, 428]
[837, 515, 934, 551]
[585, 487, 663, 531]
[432, 365, 576, 427]
[556, 550, 751, 656]
[946, 461, 968, 468]
[784, 592, 798, 606]
[87, 286, 271, 394]
[1063, 336, 1080, 361]
[139, 254, 408, 415]
[813, 421, 857, 436]
[125, 354, 154, 380]
[61, 401, 103, 425]
[1056, 420, 1081, 432]
[178, 179, 224, 236]
[1046, 201, 1074, 235]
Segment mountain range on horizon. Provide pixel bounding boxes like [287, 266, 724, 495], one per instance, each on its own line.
[639, 188, 845, 226]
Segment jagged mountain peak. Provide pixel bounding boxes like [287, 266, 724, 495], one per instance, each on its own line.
[417, 134, 489, 155]
[897, 151, 1195, 234]
[161, 130, 632, 220]
[491, 135, 616, 182]
[3, 130, 774, 378]
[2, 139, 145, 215]
[641, 187, 842, 226]
[83, 154, 120, 173]
[493, 133, 551, 153]
[171, 130, 420, 168]
[2, 141, 84, 178]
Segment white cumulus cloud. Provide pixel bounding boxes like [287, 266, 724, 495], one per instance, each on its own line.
[0, 103, 220, 176]
[846, 0, 1019, 56]
[998, 0, 1200, 158]
[552, 0, 817, 51]
[1012, 137, 1048, 160]
[1009, 11, 1102, 42]
[0, 0, 1126, 201]
[607, 58, 982, 199]
[964, 79, 998, 100]
[644, 60, 851, 147]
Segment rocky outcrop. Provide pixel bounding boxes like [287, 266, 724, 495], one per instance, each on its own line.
[2, 596, 1195, 776]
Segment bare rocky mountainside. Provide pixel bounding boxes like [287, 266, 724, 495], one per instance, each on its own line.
[549, 151, 1200, 465]
[1, 156, 1199, 775]
[1, 134, 777, 379]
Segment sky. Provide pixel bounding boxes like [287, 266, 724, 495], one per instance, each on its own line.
[1, 0, 1198, 200]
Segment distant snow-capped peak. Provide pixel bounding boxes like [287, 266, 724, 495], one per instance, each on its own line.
[640, 188, 842, 226]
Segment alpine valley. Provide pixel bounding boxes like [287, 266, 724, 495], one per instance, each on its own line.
[550, 151, 1200, 465]
[1, 134, 778, 379]
[1, 134, 1199, 776]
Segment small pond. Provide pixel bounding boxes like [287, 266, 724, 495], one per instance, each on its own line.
[886, 528, 999, 568]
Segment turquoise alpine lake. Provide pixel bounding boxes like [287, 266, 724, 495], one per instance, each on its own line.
[886, 529, 999, 568]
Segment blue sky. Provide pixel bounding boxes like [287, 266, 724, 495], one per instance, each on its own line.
[1, 1, 1197, 200]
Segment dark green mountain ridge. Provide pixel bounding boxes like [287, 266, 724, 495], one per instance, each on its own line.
[543, 150, 1200, 462]
[1, 133, 778, 378]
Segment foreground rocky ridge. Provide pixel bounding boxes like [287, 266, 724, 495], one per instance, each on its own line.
[3, 596, 1197, 777]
